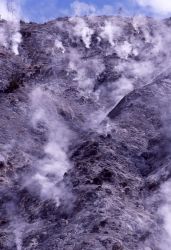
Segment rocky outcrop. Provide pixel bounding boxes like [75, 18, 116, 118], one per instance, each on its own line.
[0, 16, 171, 249]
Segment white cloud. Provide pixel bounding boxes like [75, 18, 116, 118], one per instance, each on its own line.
[137, 0, 171, 14]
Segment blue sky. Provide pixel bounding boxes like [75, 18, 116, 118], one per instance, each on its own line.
[19, 0, 170, 23]
[19, 0, 141, 22]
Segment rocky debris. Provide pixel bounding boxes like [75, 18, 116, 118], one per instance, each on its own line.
[0, 16, 171, 249]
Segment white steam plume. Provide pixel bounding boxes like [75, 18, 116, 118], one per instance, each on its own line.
[100, 20, 122, 47]
[12, 218, 26, 250]
[68, 48, 105, 92]
[55, 38, 65, 53]
[0, 0, 22, 55]
[71, 17, 94, 49]
[158, 181, 171, 249]
[27, 87, 73, 205]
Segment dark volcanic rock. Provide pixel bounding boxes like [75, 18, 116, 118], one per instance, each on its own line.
[0, 16, 171, 250]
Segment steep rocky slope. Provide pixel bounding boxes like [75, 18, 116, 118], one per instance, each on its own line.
[0, 16, 171, 249]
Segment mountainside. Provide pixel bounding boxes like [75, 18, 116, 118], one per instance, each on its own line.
[1, 15, 171, 249]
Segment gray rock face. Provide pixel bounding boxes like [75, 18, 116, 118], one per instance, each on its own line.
[0, 16, 171, 250]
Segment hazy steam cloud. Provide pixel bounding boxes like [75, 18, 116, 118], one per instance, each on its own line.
[71, 0, 116, 17]
[71, 0, 96, 16]
[137, 0, 171, 15]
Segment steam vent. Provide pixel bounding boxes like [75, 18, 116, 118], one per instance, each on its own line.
[1, 7, 171, 250]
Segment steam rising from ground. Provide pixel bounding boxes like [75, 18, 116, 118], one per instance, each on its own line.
[157, 181, 171, 249]
[0, 0, 22, 55]
[1, 1, 171, 249]
[28, 87, 73, 205]
[71, 17, 94, 49]
[65, 14, 171, 121]
[57, 13, 171, 249]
